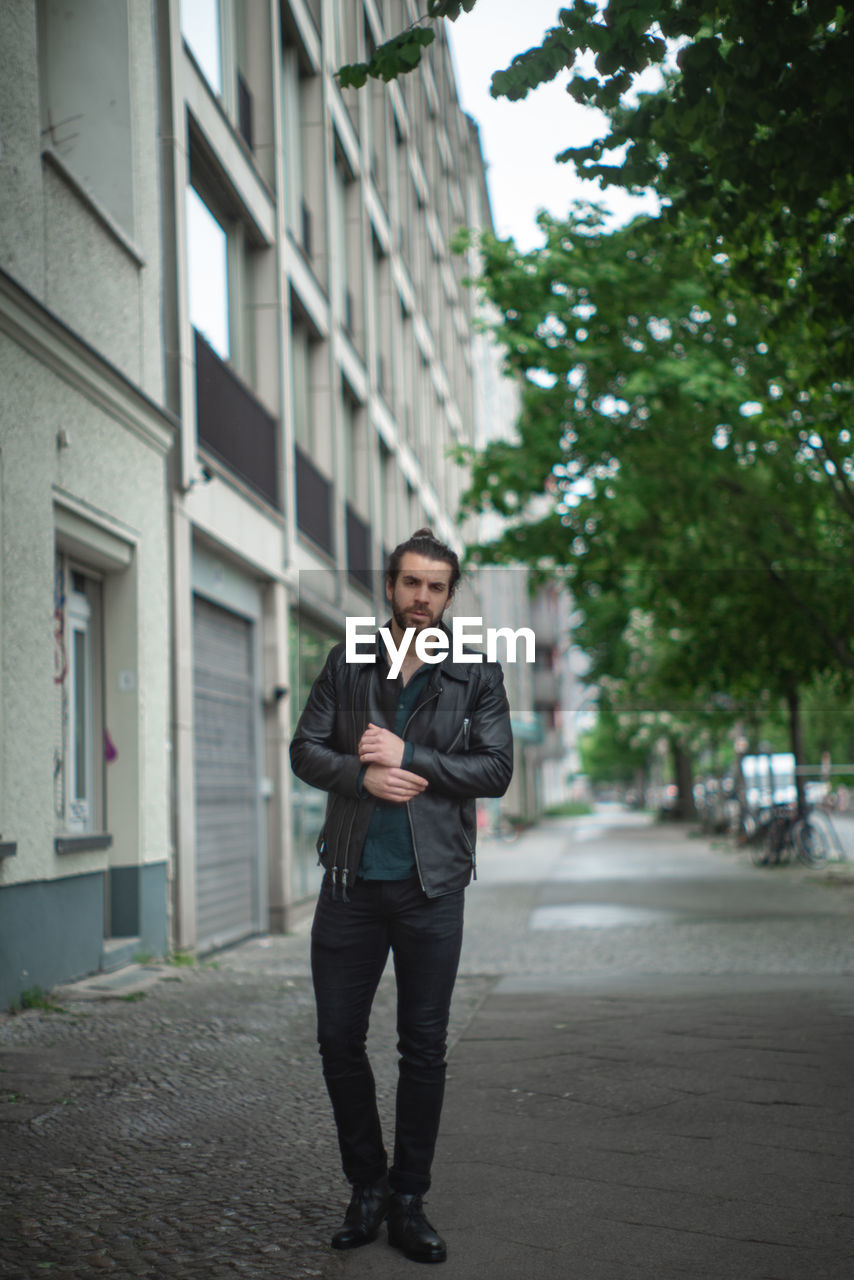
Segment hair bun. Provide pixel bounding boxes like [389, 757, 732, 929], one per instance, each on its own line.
[411, 527, 435, 539]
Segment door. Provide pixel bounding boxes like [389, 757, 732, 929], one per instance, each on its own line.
[193, 594, 261, 949]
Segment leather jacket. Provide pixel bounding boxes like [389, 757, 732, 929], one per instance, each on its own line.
[289, 627, 514, 898]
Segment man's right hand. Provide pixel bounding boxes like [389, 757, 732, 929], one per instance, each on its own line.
[362, 764, 428, 803]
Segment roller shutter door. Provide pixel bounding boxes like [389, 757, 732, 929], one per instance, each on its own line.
[193, 595, 261, 949]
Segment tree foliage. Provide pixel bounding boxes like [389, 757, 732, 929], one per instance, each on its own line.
[456, 208, 854, 800]
[578, 699, 651, 787]
[346, 2, 854, 377]
[338, 1, 477, 88]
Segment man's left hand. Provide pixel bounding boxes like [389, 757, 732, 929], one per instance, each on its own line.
[358, 723, 406, 767]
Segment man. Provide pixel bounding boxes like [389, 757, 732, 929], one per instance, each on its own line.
[290, 529, 513, 1265]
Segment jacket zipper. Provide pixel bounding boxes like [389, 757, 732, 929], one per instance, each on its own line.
[336, 673, 371, 901]
[401, 685, 442, 893]
[405, 802, 426, 892]
[460, 717, 474, 877]
[447, 714, 470, 753]
[401, 685, 441, 738]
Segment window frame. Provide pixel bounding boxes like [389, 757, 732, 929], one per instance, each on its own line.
[55, 555, 106, 838]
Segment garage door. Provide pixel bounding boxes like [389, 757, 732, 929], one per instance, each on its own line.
[193, 595, 261, 949]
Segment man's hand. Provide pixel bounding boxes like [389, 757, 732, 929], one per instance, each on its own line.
[362, 764, 428, 803]
[358, 723, 406, 767]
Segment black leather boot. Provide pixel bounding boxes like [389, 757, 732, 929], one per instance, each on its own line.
[387, 1192, 447, 1264]
[331, 1177, 391, 1250]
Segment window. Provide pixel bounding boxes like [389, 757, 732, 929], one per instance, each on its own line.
[185, 145, 261, 385]
[333, 143, 351, 329]
[180, 0, 222, 94]
[333, 139, 362, 343]
[186, 187, 230, 360]
[372, 229, 391, 396]
[181, 0, 260, 157]
[54, 556, 104, 836]
[341, 384, 368, 509]
[186, 171, 278, 506]
[380, 441, 398, 546]
[281, 45, 323, 272]
[291, 319, 313, 452]
[281, 45, 305, 241]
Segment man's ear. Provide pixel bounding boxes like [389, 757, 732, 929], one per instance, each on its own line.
[385, 574, 393, 600]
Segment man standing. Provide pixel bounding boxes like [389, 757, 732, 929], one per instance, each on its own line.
[290, 529, 513, 1264]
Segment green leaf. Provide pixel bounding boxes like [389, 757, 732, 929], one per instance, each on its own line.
[337, 62, 369, 90]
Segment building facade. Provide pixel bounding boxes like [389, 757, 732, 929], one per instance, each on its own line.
[0, 0, 174, 1008]
[0, 0, 495, 1003]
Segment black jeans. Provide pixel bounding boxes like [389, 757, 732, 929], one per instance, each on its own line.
[311, 874, 465, 1196]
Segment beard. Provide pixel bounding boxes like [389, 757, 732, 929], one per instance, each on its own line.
[390, 599, 445, 634]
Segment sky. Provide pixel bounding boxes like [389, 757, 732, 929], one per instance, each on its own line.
[445, 0, 659, 250]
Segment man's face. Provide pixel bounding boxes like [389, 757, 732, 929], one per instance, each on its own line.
[386, 552, 454, 637]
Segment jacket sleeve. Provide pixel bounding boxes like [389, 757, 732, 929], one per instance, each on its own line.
[289, 647, 365, 798]
[406, 666, 513, 800]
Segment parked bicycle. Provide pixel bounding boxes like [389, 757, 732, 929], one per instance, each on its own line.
[746, 802, 830, 868]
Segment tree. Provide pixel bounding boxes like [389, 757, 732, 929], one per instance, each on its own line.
[578, 700, 652, 795]
[343, 3, 854, 381]
[459, 210, 852, 632]
[455, 208, 854, 811]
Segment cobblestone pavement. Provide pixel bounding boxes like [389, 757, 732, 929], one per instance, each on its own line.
[2, 812, 852, 1278]
[0, 933, 491, 1279]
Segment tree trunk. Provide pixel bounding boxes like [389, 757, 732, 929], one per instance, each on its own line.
[785, 682, 807, 815]
[670, 738, 697, 820]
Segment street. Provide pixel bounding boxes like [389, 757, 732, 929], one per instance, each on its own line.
[2, 810, 853, 1278]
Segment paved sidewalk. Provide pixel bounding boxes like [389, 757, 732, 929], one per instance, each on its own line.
[2, 815, 853, 1279]
[433, 974, 854, 1279]
[338, 974, 854, 1280]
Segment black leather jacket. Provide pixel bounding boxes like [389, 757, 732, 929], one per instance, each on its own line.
[289, 628, 514, 898]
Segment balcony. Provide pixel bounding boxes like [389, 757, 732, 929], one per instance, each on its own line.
[194, 330, 279, 510]
[295, 446, 333, 555]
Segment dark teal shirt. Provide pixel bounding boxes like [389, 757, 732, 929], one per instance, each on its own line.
[358, 663, 431, 880]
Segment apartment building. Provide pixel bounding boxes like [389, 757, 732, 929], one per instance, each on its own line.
[0, 1, 494, 1003]
[165, 0, 492, 953]
[0, 1, 174, 1008]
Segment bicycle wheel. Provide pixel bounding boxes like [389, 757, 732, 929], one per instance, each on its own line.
[749, 826, 773, 866]
[793, 818, 829, 867]
[763, 815, 788, 865]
